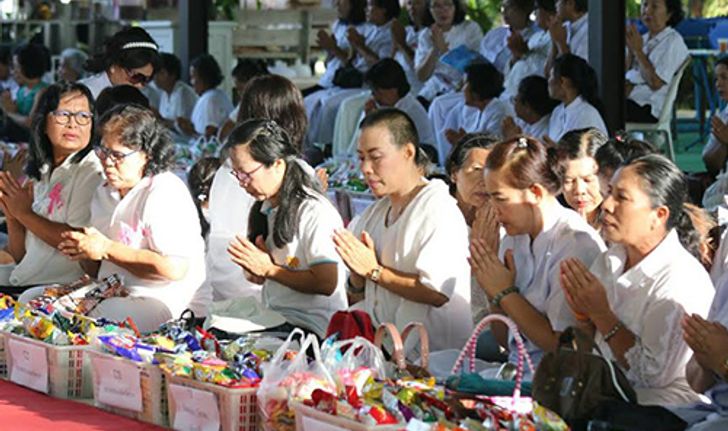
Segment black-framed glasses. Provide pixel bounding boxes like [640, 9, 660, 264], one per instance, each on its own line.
[230, 164, 264, 185]
[125, 68, 153, 85]
[94, 145, 141, 164]
[50, 110, 93, 126]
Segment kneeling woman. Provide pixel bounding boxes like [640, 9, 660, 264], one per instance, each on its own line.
[225, 119, 347, 337]
[57, 105, 206, 332]
[334, 108, 473, 352]
[561, 154, 714, 405]
[469, 136, 605, 371]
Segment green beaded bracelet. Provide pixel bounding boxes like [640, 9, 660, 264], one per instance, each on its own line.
[490, 286, 519, 308]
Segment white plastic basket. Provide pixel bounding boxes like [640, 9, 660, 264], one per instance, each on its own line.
[3, 332, 92, 399]
[167, 374, 258, 431]
[88, 350, 168, 427]
[293, 402, 403, 431]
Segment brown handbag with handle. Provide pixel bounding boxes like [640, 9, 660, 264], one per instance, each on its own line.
[374, 322, 431, 378]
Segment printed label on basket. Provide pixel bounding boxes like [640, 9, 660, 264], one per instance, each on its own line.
[7, 338, 48, 393]
[301, 415, 349, 431]
[94, 356, 143, 412]
[169, 384, 220, 431]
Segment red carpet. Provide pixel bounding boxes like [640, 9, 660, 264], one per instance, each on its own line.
[0, 380, 165, 430]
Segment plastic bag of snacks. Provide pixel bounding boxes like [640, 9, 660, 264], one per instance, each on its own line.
[257, 328, 337, 431]
[322, 335, 389, 393]
[27, 274, 127, 316]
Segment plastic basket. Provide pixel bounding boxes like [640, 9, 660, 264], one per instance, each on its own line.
[293, 402, 404, 431]
[166, 374, 258, 431]
[88, 350, 168, 427]
[3, 332, 92, 399]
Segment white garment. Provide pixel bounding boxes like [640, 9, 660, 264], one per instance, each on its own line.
[627, 26, 689, 119]
[190, 88, 234, 135]
[0, 77, 19, 99]
[8, 151, 104, 286]
[350, 179, 473, 352]
[439, 98, 509, 164]
[567, 13, 589, 61]
[519, 114, 551, 141]
[318, 20, 369, 88]
[91, 172, 206, 319]
[547, 95, 607, 142]
[395, 26, 425, 96]
[79, 72, 112, 99]
[591, 230, 714, 406]
[332, 92, 370, 158]
[500, 204, 605, 368]
[260, 194, 348, 337]
[159, 80, 198, 123]
[428, 92, 464, 163]
[479, 25, 511, 75]
[702, 107, 728, 212]
[501, 27, 550, 102]
[229, 103, 240, 122]
[140, 84, 161, 111]
[415, 20, 483, 101]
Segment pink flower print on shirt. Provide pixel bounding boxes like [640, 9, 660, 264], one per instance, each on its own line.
[118, 221, 146, 247]
[47, 183, 64, 216]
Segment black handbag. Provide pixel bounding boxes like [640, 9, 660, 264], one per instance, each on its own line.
[332, 62, 363, 88]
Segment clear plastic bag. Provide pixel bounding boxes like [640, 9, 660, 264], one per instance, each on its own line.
[322, 336, 388, 395]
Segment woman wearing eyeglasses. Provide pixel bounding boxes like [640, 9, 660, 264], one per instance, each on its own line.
[0, 82, 104, 292]
[53, 105, 205, 332]
[80, 26, 160, 99]
[225, 119, 347, 337]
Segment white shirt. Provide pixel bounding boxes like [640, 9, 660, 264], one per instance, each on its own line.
[350, 179, 473, 352]
[704, 271, 728, 414]
[439, 98, 508, 167]
[140, 84, 161, 111]
[9, 151, 104, 286]
[547, 96, 607, 142]
[627, 27, 689, 119]
[591, 230, 714, 406]
[500, 204, 605, 368]
[0, 77, 19, 99]
[79, 72, 112, 99]
[159, 80, 198, 123]
[318, 20, 370, 88]
[228, 104, 240, 122]
[261, 193, 348, 337]
[519, 114, 551, 141]
[501, 27, 550, 101]
[415, 20, 483, 101]
[567, 13, 589, 60]
[190, 88, 234, 135]
[91, 172, 206, 318]
[395, 26, 426, 96]
[702, 107, 728, 212]
[479, 25, 511, 75]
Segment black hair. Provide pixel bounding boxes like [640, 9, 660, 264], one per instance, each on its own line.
[517, 75, 559, 117]
[717, 56, 728, 69]
[535, 0, 556, 13]
[95, 85, 150, 118]
[14, 43, 48, 80]
[359, 107, 428, 166]
[487, 136, 561, 195]
[553, 127, 607, 182]
[426, 0, 467, 25]
[511, 0, 535, 14]
[594, 137, 656, 177]
[0, 46, 10, 65]
[188, 156, 222, 238]
[364, 58, 410, 97]
[225, 119, 322, 248]
[372, 0, 401, 21]
[231, 58, 269, 83]
[445, 133, 499, 195]
[628, 154, 701, 260]
[97, 105, 175, 177]
[85, 26, 160, 74]
[664, 0, 685, 28]
[27, 82, 96, 180]
[158, 52, 182, 81]
[191, 54, 224, 90]
[465, 62, 503, 100]
[344, 0, 367, 25]
[553, 54, 606, 126]
[572, 0, 588, 13]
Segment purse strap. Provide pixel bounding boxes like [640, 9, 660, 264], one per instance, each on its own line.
[374, 322, 430, 371]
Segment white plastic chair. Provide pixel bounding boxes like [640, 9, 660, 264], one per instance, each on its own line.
[625, 57, 691, 161]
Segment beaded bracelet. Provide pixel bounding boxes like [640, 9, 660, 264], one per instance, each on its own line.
[346, 277, 365, 295]
[603, 321, 623, 342]
[490, 286, 519, 308]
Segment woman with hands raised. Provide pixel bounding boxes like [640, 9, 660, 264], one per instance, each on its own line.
[560, 154, 714, 406]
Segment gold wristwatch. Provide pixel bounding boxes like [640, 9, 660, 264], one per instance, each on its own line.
[368, 265, 383, 283]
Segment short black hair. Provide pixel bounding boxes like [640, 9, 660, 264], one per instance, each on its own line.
[517, 75, 559, 117]
[465, 62, 503, 100]
[573, 0, 588, 13]
[95, 85, 150, 118]
[158, 52, 182, 80]
[364, 58, 410, 97]
[359, 108, 428, 166]
[14, 43, 48, 79]
[372, 0, 401, 21]
[231, 58, 268, 82]
[664, 0, 685, 27]
[0, 45, 12, 65]
[535, 0, 556, 12]
[191, 54, 224, 89]
[426, 0, 467, 25]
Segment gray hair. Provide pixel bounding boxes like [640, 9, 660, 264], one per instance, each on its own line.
[60, 48, 88, 77]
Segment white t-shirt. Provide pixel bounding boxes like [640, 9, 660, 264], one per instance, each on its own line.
[702, 106, 728, 212]
[547, 96, 607, 142]
[415, 20, 483, 101]
[350, 179, 473, 352]
[519, 114, 551, 141]
[260, 193, 348, 337]
[627, 26, 689, 119]
[159, 80, 198, 123]
[395, 26, 426, 96]
[440, 97, 509, 163]
[79, 72, 112, 100]
[567, 13, 589, 61]
[591, 230, 714, 406]
[703, 269, 728, 415]
[318, 20, 369, 88]
[190, 88, 234, 135]
[91, 172, 206, 318]
[500, 204, 605, 368]
[479, 25, 511, 75]
[501, 27, 550, 101]
[9, 151, 104, 286]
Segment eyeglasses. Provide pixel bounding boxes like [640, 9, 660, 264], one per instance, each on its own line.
[50, 110, 93, 126]
[230, 164, 264, 185]
[124, 68, 153, 85]
[94, 145, 141, 164]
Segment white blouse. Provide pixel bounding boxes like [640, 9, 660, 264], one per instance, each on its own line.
[190, 88, 234, 135]
[702, 107, 728, 212]
[591, 230, 714, 406]
[567, 13, 589, 61]
[159, 80, 198, 124]
[350, 179, 473, 352]
[318, 20, 370, 88]
[519, 114, 551, 142]
[439, 98, 509, 166]
[479, 25, 511, 75]
[79, 72, 112, 100]
[547, 96, 608, 142]
[395, 26, 426, 95]
[703, 271, 728, 414]
[501, 26, 550, 101]
[627, 26, 689, 119]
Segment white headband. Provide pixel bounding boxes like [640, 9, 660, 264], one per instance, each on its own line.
[122, 41, 158, 51]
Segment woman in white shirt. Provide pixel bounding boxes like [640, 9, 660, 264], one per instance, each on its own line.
[502, 75, 559, 141]
[625, 0, 688, 123]
[414, 0, 482, 104]
[178, 54, 234, 139]
[701, 57, 728, 212]
[57, 105, 206, 332]
[470, 136, 605, 371]
[0, 82, 104, 292]
[392, 0, 432, 96]
[226, 119, 347, 337]
[80, 26, 160, 99]
[561, 154, 714, 406]
[334, 108, 473, 352]
[546, 54, 608, 142]
[153, 53, 198, 133]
